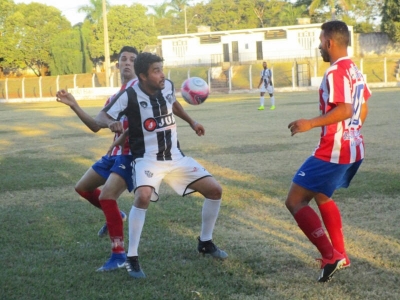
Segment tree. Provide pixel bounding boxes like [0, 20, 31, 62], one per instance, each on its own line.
[148, 2, 173, 19]
[86, 4, 159, 61]
[169, 0, 190, 12]
[1, 2, 71, 76]
[309, 0, 353, 20]
[279, 3, 308, 25]
[49, 25, 93, 75]
[78, 0, 109, 24]
[381, 0, 400, 42]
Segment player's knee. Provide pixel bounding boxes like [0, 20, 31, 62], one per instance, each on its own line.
[206, 183, 222, 200]
[134, 187, 152, 208]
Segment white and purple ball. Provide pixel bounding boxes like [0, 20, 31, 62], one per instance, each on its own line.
[180, 77, 209, 105]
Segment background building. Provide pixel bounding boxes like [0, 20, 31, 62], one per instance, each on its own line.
[158, 23, 354, 67]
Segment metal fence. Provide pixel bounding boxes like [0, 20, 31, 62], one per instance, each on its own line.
[1, 56, 399, 101]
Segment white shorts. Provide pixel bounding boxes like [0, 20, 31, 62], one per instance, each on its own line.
[132, 156, 212, 201]
[260, 84, 274, 94]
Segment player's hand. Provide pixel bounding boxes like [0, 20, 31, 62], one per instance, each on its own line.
[288, 119, 312, 136]
[56, 89, 77, 107]
[108, 121, 124, 133]
[191, 122, 205, 136]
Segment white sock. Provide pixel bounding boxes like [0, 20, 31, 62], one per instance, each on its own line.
[200, 198, 221, 241]
[271, 96, 275, 106]
[127, 206, 147, 257]
[260, 97, 265, 106]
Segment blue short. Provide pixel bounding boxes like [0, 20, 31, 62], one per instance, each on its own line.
[292, 156, 363, 198]
[92, 155, 134, 192]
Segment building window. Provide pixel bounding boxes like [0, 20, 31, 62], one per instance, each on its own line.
[298, 31, 314, 49]
[200, 35, 221, 44]
[172, 40, 188, 57]
[264, 29, 286, 40]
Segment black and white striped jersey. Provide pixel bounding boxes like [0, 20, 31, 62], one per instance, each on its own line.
[103, 79, 184, 161]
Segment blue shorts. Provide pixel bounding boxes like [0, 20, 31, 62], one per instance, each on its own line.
[92, 155, 134, 192]
[292, 156, 363, 198]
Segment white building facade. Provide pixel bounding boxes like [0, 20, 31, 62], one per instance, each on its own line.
[158, 23, 354, 67]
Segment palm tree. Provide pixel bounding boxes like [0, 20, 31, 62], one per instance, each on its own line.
[309, 0, 352, 20]
[279, 4, 307, 25]
[169, 0, 190, 12]
[148, 2, 172, 19]
[78, 0, 109, 23]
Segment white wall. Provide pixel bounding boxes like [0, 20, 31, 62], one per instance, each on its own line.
[159, 24, 354, 67]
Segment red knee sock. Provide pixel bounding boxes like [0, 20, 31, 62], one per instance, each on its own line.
[99, 199, 124, 254]
[76, 188, 102, 209]
[319, 200, 345, 254]
[294, 206, 333, 259]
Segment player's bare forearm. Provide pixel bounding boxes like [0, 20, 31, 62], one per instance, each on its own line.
[72, 106, 101, 132]
[95, 111, 123, 133]
[173, 101, 193, 126]
[172, 102, 204, 136]
[288, 103, 352, 136]
[360, 102, 368, 124]
[56, 90, 100, 132]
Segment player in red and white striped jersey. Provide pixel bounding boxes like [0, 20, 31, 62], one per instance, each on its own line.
[286, 21, 370, 283]
[56, 46, 138, 272]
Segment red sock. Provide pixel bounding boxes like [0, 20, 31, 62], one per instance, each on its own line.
[99, 199, 124, 254]
[294, 206, 333, 259]
[319, 200, 345, 254]
[76, 188, 102, 209]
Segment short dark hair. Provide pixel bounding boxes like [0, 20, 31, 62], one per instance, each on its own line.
[134, 52, 164, 81]
[321, 20, 350, 47]
[118, 46, 139, 60]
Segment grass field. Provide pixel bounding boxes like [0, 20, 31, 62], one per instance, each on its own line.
[1, 89, 399, 299]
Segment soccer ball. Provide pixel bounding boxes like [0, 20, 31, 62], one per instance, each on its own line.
[180, 77, 209, 105]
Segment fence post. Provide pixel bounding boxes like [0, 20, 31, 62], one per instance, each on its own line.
[292, 64, 295, 89]
[92, 73, 95, 88]
[39, 76, 42, 98]
[249, 65, 252, 90]
[187, 69, 190, 79]
[56, 75, 60, 94]
[384, 57, 387, 83]
[74, 74, 77, 88]
[208, 68, 211, 93]
[228, 66, 232, 92]
[168, 70, 171, 80]
[314, 62, 317, 77]
[360, 58, 363, 74]
[5, 77, 8, 100]
[22, 77, 25, 99]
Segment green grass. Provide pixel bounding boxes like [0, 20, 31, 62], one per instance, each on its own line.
[0, 89, 399, 299]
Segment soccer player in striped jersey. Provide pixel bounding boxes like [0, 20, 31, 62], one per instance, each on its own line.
[286, 21, 371, 282]
[56, 46, 139, 272]
[257, 61, 275, 110]
[95, 52, 227, 279]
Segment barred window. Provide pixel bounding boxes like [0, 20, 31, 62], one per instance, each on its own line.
[172, 40, 188, 57]
[298, 31, 314, 49]
[264, 30, 286, 40]
[200, 36, 221, 44]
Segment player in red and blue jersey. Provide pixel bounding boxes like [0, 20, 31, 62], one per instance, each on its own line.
[56, 46, 138, 272]
[286, 21, 371, 283]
